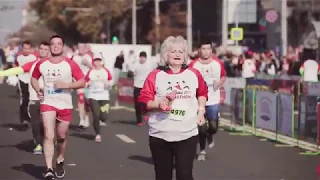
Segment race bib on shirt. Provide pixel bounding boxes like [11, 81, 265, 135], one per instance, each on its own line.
[91, 82, 105, 93]
[45, 81, 62, 95]
[170, 100, 188, 121]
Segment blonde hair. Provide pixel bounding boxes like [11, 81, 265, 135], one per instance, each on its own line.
[159, 36, 189, 66]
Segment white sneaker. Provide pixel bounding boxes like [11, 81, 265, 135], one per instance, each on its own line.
[100, 121, 107, 126]
[197, 151, 206, 161]
[208, 138, 214, 148]
[78, 119, 84, 127]
[83, 118, 90, 128]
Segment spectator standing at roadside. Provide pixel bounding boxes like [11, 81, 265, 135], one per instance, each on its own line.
[300, 59, 319, 82]
[113, 51, 125, 86]
[242, 51, 256, 79]
[131, 51, 154, 126]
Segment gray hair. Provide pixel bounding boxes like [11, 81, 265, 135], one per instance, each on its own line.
[159, 36, 189, 66]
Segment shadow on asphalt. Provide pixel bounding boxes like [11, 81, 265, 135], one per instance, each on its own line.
[0, 140, 34, 153]
[128, 155, 153, 165]
[112, 120, 137, 126]
[69, 133, 95, 141]
[11, 163, 45, 180]
[1, 123, 29, 132]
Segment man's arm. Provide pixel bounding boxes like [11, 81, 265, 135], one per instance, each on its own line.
[70, 60, 86, 89]
[31, 61, 42, 93]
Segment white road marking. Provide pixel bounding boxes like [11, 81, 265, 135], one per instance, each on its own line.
[66, 163, 76, 166]
[222, 112, 232, 116]
[116, 134, 136, 143]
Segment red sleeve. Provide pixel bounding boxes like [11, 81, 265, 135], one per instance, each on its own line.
[103, 67, 112, 80]
[318, 64, 320, 71]
[188, 68, 208, 99]
[14, 54, 20, 66]
[188, 59, 198, 67]
[216, 59, 226, 77]
[138, 69, 160, 105]
[32, 59, 46, 79]
[85, 70, 91, 82]
[67, 58, 84, 80]
[22, 60, 37, 72]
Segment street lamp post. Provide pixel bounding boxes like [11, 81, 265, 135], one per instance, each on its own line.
[155, 0, 160, 54]
[187, 0, 192, 52]
[132, 0, 137, 45]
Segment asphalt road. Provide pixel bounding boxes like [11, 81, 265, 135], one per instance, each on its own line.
[0, 84, 318, 180]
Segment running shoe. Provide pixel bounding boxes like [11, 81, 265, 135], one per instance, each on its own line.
[55, 160, 65, 178]
[33, 144, 42, 155]
[44, 169, 55, 180]
[197, 151, 206, 161]
[99, 121, 107, 126]
[207, 135, 214, 148]
[95, 135, 102, 143]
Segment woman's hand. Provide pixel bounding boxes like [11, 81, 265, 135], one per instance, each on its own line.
[158, 97, 171, 112]
[197, 107, 206, 126]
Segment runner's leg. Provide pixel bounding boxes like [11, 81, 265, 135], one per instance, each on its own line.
[197, 122, 207, 161]
[89, 99, 101, 136]
[134, 87, 143, 125]
[19, 80, 30, 125]
[55, 109, 72, 178]
[29, 100, 42, 154]
[206, 104, 220, 148]
[42, 111, 57, 169]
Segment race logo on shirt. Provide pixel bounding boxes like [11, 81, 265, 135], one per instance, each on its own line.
[165, 80, 191, 99]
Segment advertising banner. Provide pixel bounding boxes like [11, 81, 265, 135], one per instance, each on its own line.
[246, 78, 270, 91]
[255, 91, 277, 132]
[221, 78, 245, 105]
[244, 90, 254, 125]
[277, 94, 293, 137]
[301, 82, 320, 96]
[117, 78, 134, 104]
[299, 95, 318, 142]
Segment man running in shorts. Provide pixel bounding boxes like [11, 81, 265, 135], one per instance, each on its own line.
[14, 40, 39, 128]
[71, 43, 93, 128]
[31, 35, 85, 179]
[189, 40, 226, 161]
[0, 42, 50, 154]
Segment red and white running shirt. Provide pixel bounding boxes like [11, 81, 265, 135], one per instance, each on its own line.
[189, 57, 226, 105]
[14, 52, 38, 83]
[32, 57, 84, 109]
[85, 68, 112, 101]
[138, 67, 208, 142]
[300, 59, 320, 82]
[22, 60, 44, 101]
[72, 53, 93, 75]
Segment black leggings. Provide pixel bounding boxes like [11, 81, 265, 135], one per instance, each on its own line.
[89, 99, 109, 135]
[18, 80, 30, 123]
[29, 100, 44, 145]
[149, 136, 198, 180]
[134, 87, 143, 124]
[198, 119, 218, 151]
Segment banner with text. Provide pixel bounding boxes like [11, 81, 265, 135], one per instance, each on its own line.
[277, 93, 293, 137]
[117, 78, 134, 104]
[255, 91, 277, 132]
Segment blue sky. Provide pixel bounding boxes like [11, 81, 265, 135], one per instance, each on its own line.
[0, 0, 29, 44]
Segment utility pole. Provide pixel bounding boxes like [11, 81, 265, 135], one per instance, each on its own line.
[132, 0, 137, 45]
[222, 0, 228, 48]
[281, 0, 287, 56]
[187, 0, 192, 52]
[155, 0, 160, 54]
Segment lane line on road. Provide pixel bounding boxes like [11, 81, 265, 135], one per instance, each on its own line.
[116, 134, 136, 143]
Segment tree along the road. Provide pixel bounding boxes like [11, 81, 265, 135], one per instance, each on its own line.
[29, 0, 138, 44]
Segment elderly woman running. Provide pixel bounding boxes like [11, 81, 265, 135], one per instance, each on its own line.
[138, 36, 208, 180]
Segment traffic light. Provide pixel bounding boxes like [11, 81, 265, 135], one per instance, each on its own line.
[112, 36, 119, 44]
[62, 9, 67, 15]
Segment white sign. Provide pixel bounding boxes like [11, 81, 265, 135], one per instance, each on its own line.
[227, 0, 257, 24]
[256, 91, 277, 131]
